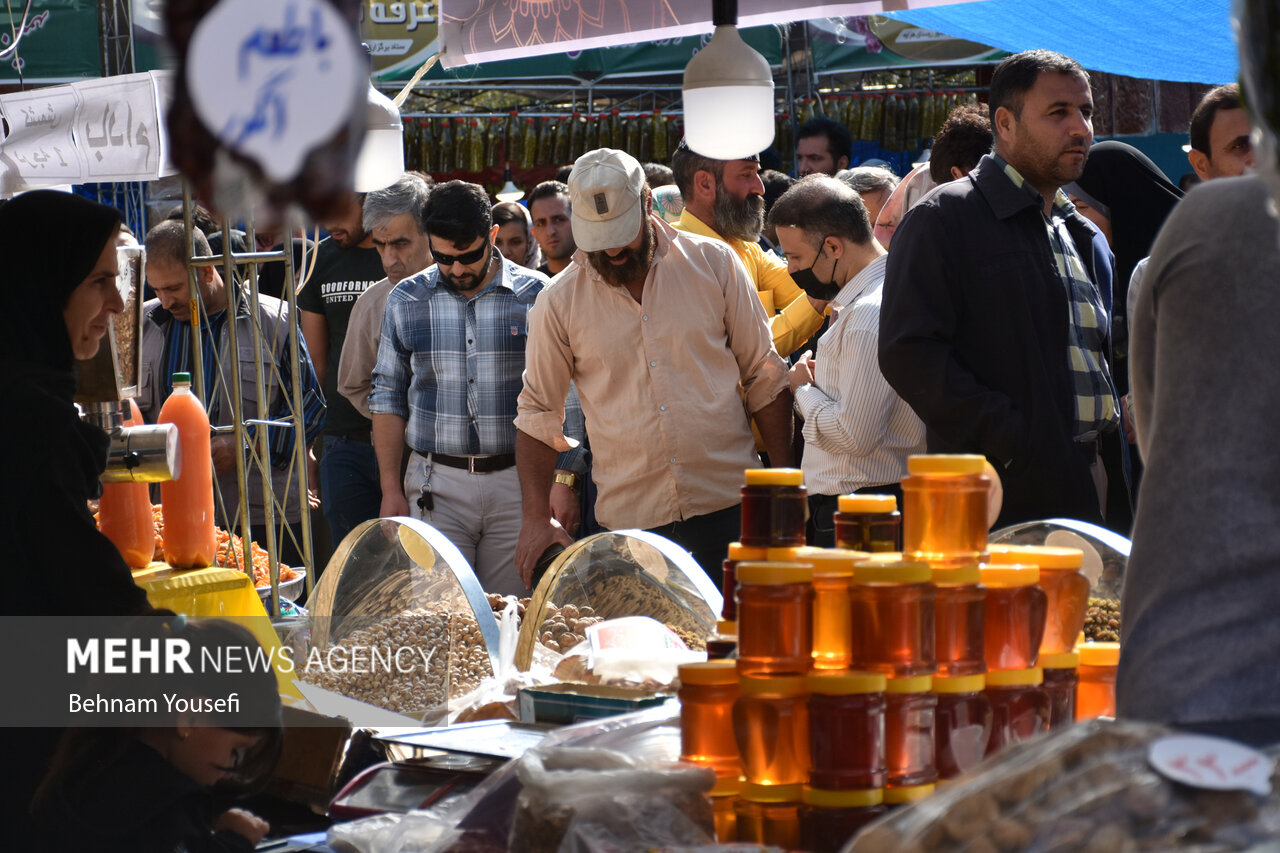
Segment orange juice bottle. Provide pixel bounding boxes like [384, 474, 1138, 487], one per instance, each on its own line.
[97, 398, 157, 568]
[158, 373, 216, 567]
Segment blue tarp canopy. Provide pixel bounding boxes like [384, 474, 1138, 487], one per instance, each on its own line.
[889, 0, 1237, 84]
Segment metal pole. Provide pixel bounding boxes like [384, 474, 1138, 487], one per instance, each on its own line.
[282, 208, 315, 596]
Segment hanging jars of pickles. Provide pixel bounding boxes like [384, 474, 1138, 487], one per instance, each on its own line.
[585, 113, 600, 154]
[883, 94, 903, 152]
[651, 110, 668, 161]
[506, 110, 522, 164]
[453, 118, 468, 173]
[537, 117, 556, 166]
[402, 118, 418, 171]
[921, 93, 936, 144]
[553, 115, 571, 165]
[668, 115, 682, 156]
[468, 119, 485, 174]
[776, 113, 793, 165]
[487, 116, 504, 169]
[522, 117, 538, 168]
[610, 108, 624, 149]
[570, 112, 586, 160]
[906, 94, 922, 150]
[437, 116, 454, 173]
[861, 95, 883, 146]
[418, 119, 435, 173]
[847, 96, 865, 141]
[626, 114, 642, 158]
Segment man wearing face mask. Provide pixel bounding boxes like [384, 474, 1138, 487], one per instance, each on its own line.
[671, 140, 826, 357]
[772, 176, 925, 545]
[369, 181, 586, 595]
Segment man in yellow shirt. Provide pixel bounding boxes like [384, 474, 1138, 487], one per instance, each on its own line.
[671, 141, 827, 357]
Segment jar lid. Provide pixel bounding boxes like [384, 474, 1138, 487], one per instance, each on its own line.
[807, 671, 887, 694]
[979, 564, 1040, 585]
[988, 543, 1083, 569]
[766, 546, 818, 562]
[932, 564, 981, 586]
[803, 786, 884, 807]
[932, 673, 986, 693]
[1039, 651, 1080, 669]
[744, 467, 804, 487]
[727, 542, 768, 561]
[736, 561, 813, 585]
[884, 783, 936, 804]
[1078, 641, 1121, 667]
[907, 454, 986, 475]
[838, 493, 898, 513]
[678, 659, 739, 685]
[854, 559, 931, 584]
[717, 619, 738, 636]
[740, 781, 803, 803]
[711, 776, 741, 797]
[985, 667, 1043, 687]
[738, 673, 808, 695]
[886, 674, 933, 694]
[806, 549, 864, 577]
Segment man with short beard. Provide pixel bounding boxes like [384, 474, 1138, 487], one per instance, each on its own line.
[370, 181, 586, 595]
[514, 148, 794, 589]
[671, 140, 826, 357]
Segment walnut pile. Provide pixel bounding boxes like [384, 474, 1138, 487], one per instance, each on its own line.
[539, 602, 604, 653]
[301, 603, 493, 715]
[1084, 597, 1121, 642]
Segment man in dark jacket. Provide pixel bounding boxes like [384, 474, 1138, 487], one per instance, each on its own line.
[878, 49, 1125, 529]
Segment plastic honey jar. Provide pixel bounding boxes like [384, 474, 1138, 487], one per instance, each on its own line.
[933, 563, 986, 677]
[989, 544, 1090, 656]
[1040, 650, 1079, 729]
[902, 454, 991, 569]
[884, 675, 937, 789]
[980, 564, 1048, 671]
[808, 549, 864, 670]
[721, 542, 767, 622]
[678, 660, 741, 780]
[834, 493, 901, 552]
[800, 787, 886, 853]
[740, 468, 807, 547]
[735, 782, 802, 848]
[933, 673, 992, 780]
[710, 777, 739, 842]
[807, 671, 887, 789]
[985, 667, 1051, 757]
[736, 561, 813, 676]
[1076, 641, 1120, 720]
[850, 559, 936, 677]
[733, 674, 810, 786]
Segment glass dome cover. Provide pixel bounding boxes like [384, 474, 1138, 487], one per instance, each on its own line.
[988, 518, 1130, 600]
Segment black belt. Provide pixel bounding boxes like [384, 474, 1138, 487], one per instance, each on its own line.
[428, 452, 516, 473]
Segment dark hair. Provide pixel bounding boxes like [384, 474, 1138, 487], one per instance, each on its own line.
[165, 202, 220, 239]
[422, 181, 492, 246]
[671, 140, 725, 199]
[528, 180, 570, 208]
[760, 169, 795, 214]
[1189, 83, 1242, 154]
[146, 219, 210, 267]
[796, 117, 853, 167]
[988, 49, 1087, 121]
[491, 201, 529, 231]
[555, 165, 574, 183]
[643, 162, 675, 188]
[767, 174, 873, 247]
[930, 103, 993, 183]
[363, 171, 432, 233]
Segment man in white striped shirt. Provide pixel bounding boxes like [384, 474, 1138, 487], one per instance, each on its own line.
[771, 176, 927, 546]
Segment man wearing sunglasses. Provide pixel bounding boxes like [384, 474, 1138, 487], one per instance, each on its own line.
[369, 181, 586, 595]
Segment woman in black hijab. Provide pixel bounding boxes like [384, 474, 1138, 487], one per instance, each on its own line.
[1066, 140, 1183, 398]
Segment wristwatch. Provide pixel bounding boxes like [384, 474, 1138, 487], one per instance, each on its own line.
[553, 471, 580, 492]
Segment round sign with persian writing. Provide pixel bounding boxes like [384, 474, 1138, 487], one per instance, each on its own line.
[186, 0, 364, 182]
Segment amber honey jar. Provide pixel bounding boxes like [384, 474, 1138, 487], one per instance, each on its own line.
[1076, 641, 1119, 720]
[740, 468, 807, 547]
[933, 563, 986, 677]
[735, 783, 802, 848]
[678, 660, 741, 780]
[1040, 650, 1079, 729]
[721, 542, 767, 622]
[808, 549, 864, 670]
[985, 667, 1051, 756]
[884, 675, 937, 789]
[980, 564, 1048, 671]
[807, 671, 887, 789]
[710, 777, 739, 842]
[834, 493, 901, 552]
[851, 558, 936, 676]
[902, 454, 991, 569]
[800, 787, 886, 853]
[989, 544, 1090, 656]
[733, 674, 810, 786]
[736, 561, 813, 676]
[933, 673, 992, 780]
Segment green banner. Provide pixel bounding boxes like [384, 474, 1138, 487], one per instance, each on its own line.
[0, 0, 101, 82]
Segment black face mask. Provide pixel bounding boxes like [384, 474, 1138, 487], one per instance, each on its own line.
[791, 242, 842, 302]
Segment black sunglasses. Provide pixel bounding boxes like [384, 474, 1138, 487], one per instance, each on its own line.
[432, 243, 490, 267]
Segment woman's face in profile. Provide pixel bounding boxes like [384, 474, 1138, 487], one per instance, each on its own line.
[63, 235, 124, 360]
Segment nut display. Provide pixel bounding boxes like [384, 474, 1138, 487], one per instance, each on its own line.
[301, 602, 493, 714]
[1084, 597, 1121, 642]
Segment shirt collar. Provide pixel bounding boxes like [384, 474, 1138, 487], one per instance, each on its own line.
[834, 253, 888, 308]
[677, 208, 742, 248]
[991, 153, 1075, 217]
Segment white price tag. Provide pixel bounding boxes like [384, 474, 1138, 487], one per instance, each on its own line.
[1149, 734, 1274, 796]
[186, 0, 363, 182]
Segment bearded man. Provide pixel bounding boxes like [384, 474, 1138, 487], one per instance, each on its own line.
[671, 140, 826, 357]
[369, 180, 586, 594]
[513, 148, 794, 588]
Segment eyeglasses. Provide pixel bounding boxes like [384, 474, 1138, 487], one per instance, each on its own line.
[431, 242, 490, 267]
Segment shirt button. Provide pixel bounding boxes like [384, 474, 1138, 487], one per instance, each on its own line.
[649, 360, 657, 367]
[659, 405, 666, 412]
[669, 457, 676, 464]
[467, 339, 473, 344]
[469, 378, 475, 384]
[642, 315, 648, 322]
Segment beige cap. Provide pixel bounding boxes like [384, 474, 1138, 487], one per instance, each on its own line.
[568, 147, 645, 252]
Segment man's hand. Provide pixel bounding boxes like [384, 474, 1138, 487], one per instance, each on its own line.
[214, 808, 270, 845]
[307, 446, 321, 508]
[789, 350, 816, 395]
[211, 435, 239, 476]
[515, 516, 573, 589]
[549, 482, 580, 535]
[381, 491, 410, 518]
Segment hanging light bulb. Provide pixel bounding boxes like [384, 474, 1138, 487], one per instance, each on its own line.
[495, 164, 524, 202]
[681, 0, 775, 160]
[354, 82, 405, 192]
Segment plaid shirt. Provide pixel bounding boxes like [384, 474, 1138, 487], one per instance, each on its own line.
[995, 156, 1119, 440]
[370, 254, 585, 471]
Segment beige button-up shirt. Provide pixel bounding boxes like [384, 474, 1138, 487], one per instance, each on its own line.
[516, 215, 788, 530]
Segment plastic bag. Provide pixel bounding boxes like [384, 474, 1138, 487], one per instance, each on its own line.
[509, 746, 716, 853]
[445, 597, 548, 724]
[846, 719, 1280, 852]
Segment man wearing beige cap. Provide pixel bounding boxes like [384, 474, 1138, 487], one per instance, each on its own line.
[513, 148, 794, 588]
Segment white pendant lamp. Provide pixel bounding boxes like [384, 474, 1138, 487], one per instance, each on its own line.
[681, 0, 775, 160]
